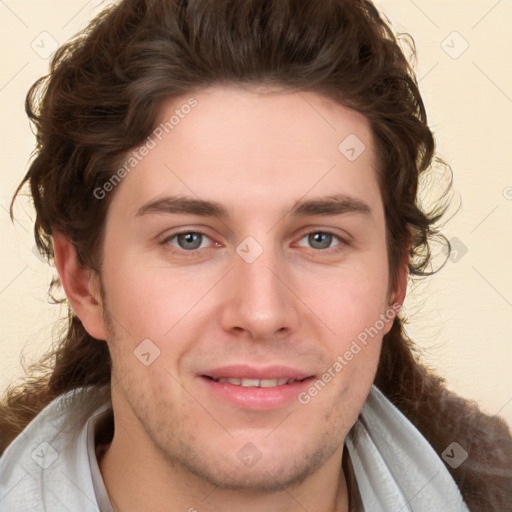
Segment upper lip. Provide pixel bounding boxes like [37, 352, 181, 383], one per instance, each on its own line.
[201, 365, 313, 381]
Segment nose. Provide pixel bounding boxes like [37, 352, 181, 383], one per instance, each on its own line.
[219, 240, 302, 341]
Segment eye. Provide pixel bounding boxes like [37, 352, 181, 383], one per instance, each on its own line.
[161, 230, 346, 254]
[163, 231, 215, 251]
[296, 231, 344, 252]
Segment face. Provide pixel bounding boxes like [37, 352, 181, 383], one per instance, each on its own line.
[96, 84, 400, 492]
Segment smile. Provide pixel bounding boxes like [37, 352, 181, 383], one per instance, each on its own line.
[206, 377, 303, 387]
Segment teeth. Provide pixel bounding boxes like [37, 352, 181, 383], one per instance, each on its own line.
[214, 377, 298, 387]
[217, 377, 241, 385]
[241, 378, 260, 387]
[260, 379, 278, 387]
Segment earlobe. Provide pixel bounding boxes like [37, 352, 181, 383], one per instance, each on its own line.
[52, 231, 107, 340]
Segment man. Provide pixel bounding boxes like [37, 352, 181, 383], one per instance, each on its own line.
[1, 0, 511, 511]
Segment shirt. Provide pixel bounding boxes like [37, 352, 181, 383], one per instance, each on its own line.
[0, 385, 470, 511]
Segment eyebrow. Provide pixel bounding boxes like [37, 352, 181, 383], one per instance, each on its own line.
[135, 193, 372, 219]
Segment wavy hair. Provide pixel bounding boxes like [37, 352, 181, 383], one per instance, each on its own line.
[2, 0, 511, 509]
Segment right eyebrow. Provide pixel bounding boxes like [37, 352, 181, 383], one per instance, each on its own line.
[135, 196, 230, 218]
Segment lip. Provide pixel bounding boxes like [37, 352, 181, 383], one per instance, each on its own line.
[199, 365, 315, 410]
[202, 364, 312, 381]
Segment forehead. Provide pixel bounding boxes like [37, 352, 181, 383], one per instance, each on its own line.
[107, 84, 381, 219]
[155, 84, 374, 165]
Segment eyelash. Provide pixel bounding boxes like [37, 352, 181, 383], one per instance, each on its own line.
[161, 230, 347, 256]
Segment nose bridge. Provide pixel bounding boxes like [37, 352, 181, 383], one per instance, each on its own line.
[220, 235, 299, 339]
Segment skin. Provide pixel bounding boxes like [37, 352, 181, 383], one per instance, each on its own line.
[54, 84, 407, 512]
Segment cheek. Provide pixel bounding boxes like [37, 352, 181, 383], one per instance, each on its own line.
[100, 252, 219, 343]
[296, 251, 390, 397]
[303, 257, 390, 341]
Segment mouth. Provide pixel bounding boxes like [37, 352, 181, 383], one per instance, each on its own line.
[199, 366, 315, 410]
[203, 376, 308, 387]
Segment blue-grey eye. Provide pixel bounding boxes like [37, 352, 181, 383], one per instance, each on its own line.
[298, 232, 339, 250]
[171, 232, 209, 250]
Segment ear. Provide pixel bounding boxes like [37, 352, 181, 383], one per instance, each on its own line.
[382, 246, 410, 335]
[52, 231, 107, 340]
[390, 256, 408, 309]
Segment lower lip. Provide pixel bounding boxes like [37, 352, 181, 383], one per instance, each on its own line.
[200, 376, 314, 410]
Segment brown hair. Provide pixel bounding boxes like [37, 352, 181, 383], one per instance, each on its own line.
[2, 0, 511, 509]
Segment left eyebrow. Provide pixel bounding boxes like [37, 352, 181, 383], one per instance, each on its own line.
[289, 194, 372, 217]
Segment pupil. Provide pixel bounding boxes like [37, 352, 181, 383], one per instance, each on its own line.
[179, 233, 201, 250]
[310, 232, 331, 249]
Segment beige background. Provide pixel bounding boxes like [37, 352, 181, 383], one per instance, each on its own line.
[1, 1, 511, 428]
